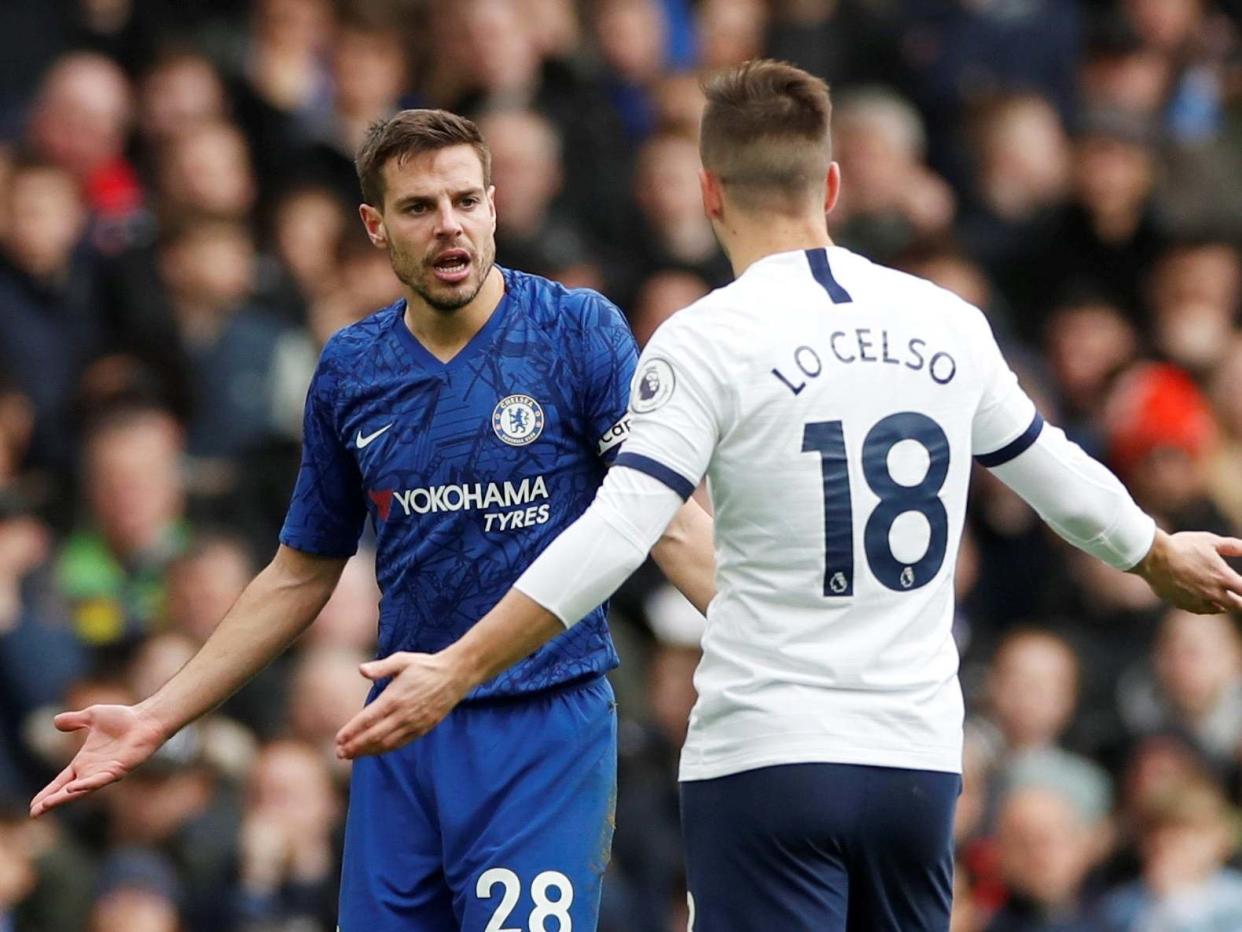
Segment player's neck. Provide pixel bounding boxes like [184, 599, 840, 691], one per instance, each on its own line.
[718, 214, 834, 279]
[403, 266, 506, 363]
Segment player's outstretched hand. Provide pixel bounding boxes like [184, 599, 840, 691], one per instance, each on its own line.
[29, 704, 167, 818]
[335, 652, 472, 759]
[1131, 529, 1242, 614]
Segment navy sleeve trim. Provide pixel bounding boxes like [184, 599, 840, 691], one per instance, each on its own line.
[975, 413, 1045, 468]
[613, 452, 696, 501]
[806, 248, 852, 303]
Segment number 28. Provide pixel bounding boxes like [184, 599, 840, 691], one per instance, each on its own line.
[477, 867, 574, 932]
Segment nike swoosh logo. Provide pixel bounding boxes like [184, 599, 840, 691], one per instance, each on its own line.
[356, 423, 394, 448]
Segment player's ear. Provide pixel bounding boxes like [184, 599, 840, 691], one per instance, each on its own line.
[487, 184, 498, 227]
[824, 162, 841, 216]
[359, 202, 388, 248]
[700, 169, 724, 221]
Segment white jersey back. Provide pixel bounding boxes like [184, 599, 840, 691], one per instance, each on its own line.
[616, 246, 1041, 780]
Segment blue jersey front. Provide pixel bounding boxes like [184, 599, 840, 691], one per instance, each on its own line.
[280, 268, 637, 698]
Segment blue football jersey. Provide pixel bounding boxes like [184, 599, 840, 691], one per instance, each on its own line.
[280, 267, 637, 697]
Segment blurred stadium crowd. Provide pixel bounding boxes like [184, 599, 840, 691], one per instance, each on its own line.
[2, 0, 1242, 929]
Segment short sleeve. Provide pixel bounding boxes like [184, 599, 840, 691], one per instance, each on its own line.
[970, 309, 1043, 467]
[578, 294, 639, 463]
[278, 358, 367, 557]
[611, 316, 725, 500]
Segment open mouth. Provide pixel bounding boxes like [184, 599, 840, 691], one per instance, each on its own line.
[431, 249, 472, 284]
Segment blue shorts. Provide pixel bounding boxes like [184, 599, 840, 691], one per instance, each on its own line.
[339, 676, 617, 931]
[680, 762, 959, 932]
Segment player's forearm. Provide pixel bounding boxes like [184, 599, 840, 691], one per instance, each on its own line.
[516, 467, 683, 625]
[445, 590, 566, 689]
[987, 423, 1155, 569]
[445, 469, 686, 690]
[651, 499, 716, 615]
[138, 545, 345, 738]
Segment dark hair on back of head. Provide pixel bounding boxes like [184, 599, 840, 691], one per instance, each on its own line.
[699, 59, 832, 209]
[355, 109, 491, 208]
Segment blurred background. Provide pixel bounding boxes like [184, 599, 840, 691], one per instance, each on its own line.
[2, 0, 1242, 929]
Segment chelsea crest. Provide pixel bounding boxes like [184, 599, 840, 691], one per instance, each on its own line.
[492, 394, 545, 446]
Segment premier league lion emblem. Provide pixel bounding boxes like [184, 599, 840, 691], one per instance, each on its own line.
[492, 394, 545, 446]
[631, 358, 676, 413]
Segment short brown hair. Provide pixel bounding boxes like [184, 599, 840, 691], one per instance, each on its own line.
[355, 109, 492, 208]
[700, 60, 832, 211]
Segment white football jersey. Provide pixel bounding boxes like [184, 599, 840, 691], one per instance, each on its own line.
[617, 246, 1045, 780]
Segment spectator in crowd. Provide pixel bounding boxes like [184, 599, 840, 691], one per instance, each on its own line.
[96, 732, 236, 930]
[56, 406, 187, 650]
[830, 86, 955, 263]
[285, 646, 372, 781]
[1110, 730, 1220, 874]
[1118, 609, 1242, 775]
[695, 0, 767, 71]
[156, 121, 257, 224]
[135, 50, 232, 156]
[165, 533, 254, 647]
[226, 0, 335, 191]
[157, 218, 294, 458]
[1146, 238, 1241, 377]
[1105, 362, 1227, 533]
[625, 132, 730, 305]
[1079, 13, 1173, 118]
[975, 629, 1113, 821]
[302, 1, 412, 205]
[892, 0, 1082, 188]
[478, 108, 597, 284]
[1038, 109, 1165, 323]
[87, 847, 183, 932]
[266, 182, 351, 321]
[628, 270, 708, 349]
[985, 782, 1104, 931]
[1098, 778, 1242, 930]
[1043, 297, 1138, 454]
[233, 739, 340, 930]
[0, 157, 99, 473]
[25, 52, 142, 235]
[764, 0, 903, 90]
[958, 94, 1070, 323]
[651, 71, 706, 140]
[301, 231, 401, 348]
[591, 0, 669, 144]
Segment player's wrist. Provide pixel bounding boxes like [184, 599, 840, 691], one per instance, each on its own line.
[441, 640, 488, 693]
[132, 698, 177, 746]
[1129, 528, 1171, 581]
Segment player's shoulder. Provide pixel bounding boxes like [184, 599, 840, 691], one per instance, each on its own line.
[501, 265, 627, 333]
[318, 299, 405, 368]
[834, 248, 980, 315]
[646, 272, 790, 375]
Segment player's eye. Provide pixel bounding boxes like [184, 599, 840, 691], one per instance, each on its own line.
[459, 195, 479, 208]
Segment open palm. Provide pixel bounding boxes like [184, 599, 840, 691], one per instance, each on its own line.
[29, 704, 166, 817]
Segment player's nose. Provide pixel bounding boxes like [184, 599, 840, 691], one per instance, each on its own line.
[432, 202, 464, 238]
